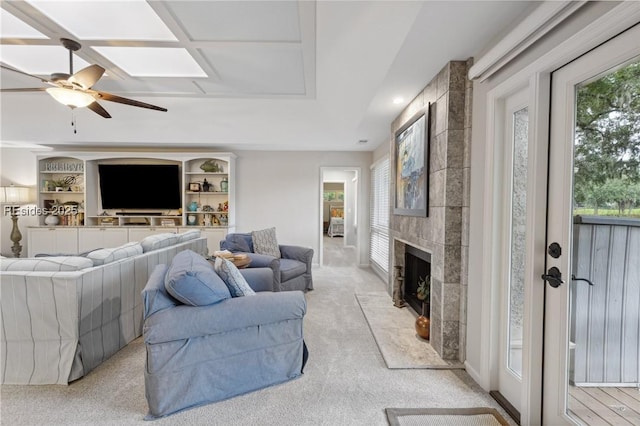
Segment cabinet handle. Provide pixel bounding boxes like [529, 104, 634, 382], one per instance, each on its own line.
[48, 228, 56, 231]
[100, 228, 106, 231]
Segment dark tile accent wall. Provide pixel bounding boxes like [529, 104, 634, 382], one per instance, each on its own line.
[387, 60, 472, 361]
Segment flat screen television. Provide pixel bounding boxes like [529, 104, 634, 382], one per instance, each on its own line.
[98, 164, 181, 210]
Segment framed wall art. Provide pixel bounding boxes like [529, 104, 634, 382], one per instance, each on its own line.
[394, 105, 430, 217]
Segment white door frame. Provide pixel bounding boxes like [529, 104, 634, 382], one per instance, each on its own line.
[318, 166, 361, 266]
[544, 25, 640, 425]
[473, 5, 640, 425]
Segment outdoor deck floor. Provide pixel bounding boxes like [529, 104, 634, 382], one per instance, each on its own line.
[569, 385, 640, 425]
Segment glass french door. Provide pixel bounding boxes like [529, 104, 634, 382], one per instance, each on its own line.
[497, 88, 530, 413]
[544, 25, 640, 425]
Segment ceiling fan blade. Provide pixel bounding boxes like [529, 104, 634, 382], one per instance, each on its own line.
[87, 101, 112, 118]
[1, 87, 48, 92]
[1, 64, 52, 84]
[69, 65, 105, 90]
[95, 91, 167, 112]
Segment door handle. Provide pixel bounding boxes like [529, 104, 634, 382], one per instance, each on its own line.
[571, 274, 594, 286]
[542, 266, 563, 288]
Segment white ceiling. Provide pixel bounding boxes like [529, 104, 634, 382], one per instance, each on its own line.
[0, 1, 535, 151]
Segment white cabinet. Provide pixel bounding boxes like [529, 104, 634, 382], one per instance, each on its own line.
[128, 227, 178, 242]
[78, 228, 129, 253]
[27, 228, 78, 257]
[179, 227, 227, 256]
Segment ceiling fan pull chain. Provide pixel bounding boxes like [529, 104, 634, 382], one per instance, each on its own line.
[71, 110, 77, 134]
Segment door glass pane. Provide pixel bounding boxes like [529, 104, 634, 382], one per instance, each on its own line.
[568, 58, 640, 423]
[508, 106, 529, 377]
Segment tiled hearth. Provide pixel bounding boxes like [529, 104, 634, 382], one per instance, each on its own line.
[386, 60, 472, 361]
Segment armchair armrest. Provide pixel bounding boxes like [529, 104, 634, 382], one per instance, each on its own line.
[239, 268, 274, 292]
[244, 252, 279, 269]
[279, 245, 314, 266]
[143, 291, 306, 344]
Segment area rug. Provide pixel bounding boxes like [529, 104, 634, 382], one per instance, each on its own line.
[355, 292, 464, 369]
[385, 407, 510, 426]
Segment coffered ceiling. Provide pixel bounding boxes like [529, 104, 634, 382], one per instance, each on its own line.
[0, 1, 535, 151]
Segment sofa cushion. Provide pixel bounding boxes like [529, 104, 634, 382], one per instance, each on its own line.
[0, 256, 93, 272]
[141, 233, 179, 252]
[177, 229, 201, 243]
[164, 250, 231, 306]
[279, 258, 307, 282]
[223, 233, 253, 253]
[251, 227, 281, 258]
[213, 257, 256, 297]
[86, 242, 143, 266]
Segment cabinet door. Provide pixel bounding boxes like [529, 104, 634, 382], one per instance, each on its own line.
[128, 227, 177, 242]
[78, 228, 129, 252]
[27, 228, 79, 256]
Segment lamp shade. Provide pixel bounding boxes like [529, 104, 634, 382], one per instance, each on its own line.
[0, 186, 31, 204]
[46, 87, 95, 108]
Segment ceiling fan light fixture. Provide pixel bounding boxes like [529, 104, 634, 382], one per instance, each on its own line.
[46, 87, 94, 108]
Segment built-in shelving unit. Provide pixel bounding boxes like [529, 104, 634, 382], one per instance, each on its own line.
[183, 157, 231, 228]
[29, 152, 236, 256]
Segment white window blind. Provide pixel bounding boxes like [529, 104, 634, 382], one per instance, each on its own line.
[370, 157, 390, 273]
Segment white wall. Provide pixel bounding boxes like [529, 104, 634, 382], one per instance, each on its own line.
[235, 151, 371, 265]
[0, 147, 41, 256]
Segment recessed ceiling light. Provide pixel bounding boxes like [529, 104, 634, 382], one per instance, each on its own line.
[92, 47, 207, 77]
[0, 9, 47, 38]
[27, 0, 177, 41]
[393, 97, 404, 105]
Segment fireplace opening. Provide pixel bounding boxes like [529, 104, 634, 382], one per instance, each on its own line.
[403, 246, 431, 316]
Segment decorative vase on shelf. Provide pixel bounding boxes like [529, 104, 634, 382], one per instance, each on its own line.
[220, 177, 228, 192]
[44, 215, 59, 226]
[188, 201, 198, 212]
[202, 179, 210, 192]
[187, 215, 197, 226]
[415, 302, 430, 340]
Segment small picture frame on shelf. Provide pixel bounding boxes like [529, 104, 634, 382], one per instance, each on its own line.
[189, 182, 201, 192]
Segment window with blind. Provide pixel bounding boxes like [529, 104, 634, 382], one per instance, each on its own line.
[370, 157, 390, 274]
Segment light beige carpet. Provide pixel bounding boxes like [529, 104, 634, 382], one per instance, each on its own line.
[356, 292, 464, 369]
[385, 407, 510, 426]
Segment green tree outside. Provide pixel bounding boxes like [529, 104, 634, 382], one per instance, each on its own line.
[573, 59, 640, 217]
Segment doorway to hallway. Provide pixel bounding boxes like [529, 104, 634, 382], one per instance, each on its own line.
[319, 167, 359, 266]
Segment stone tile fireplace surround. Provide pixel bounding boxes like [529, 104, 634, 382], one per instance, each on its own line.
[387, 60, 472, 361]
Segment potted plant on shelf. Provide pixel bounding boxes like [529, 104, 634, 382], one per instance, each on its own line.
[415, 275, 430, 340]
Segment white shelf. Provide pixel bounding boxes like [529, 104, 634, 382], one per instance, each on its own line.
[185, 172, 228, 175]
[185, 191, 228, 195]
[185, 211, 229, 214]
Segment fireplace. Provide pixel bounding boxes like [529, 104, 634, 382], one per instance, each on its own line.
[403, 245, 431, 317]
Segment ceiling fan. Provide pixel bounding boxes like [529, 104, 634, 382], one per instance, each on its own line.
[0, 38, 167, 119]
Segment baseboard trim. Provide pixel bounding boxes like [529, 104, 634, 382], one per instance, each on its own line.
[490, 390, 521, 425]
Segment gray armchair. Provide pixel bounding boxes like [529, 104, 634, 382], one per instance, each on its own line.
[220, 233, 313, 292]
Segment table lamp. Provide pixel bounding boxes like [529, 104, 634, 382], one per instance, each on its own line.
[1, 185, 32, 258]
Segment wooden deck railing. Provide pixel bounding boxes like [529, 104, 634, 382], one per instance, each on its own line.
[571, 215, 640, 386]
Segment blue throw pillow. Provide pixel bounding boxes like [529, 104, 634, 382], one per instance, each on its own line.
[213, 256, 256, 297]
[164, 250, 231, 306]
[224, 233, 253, 253]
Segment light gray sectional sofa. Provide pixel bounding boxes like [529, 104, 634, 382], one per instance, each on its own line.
[0, 230, 207, 385]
